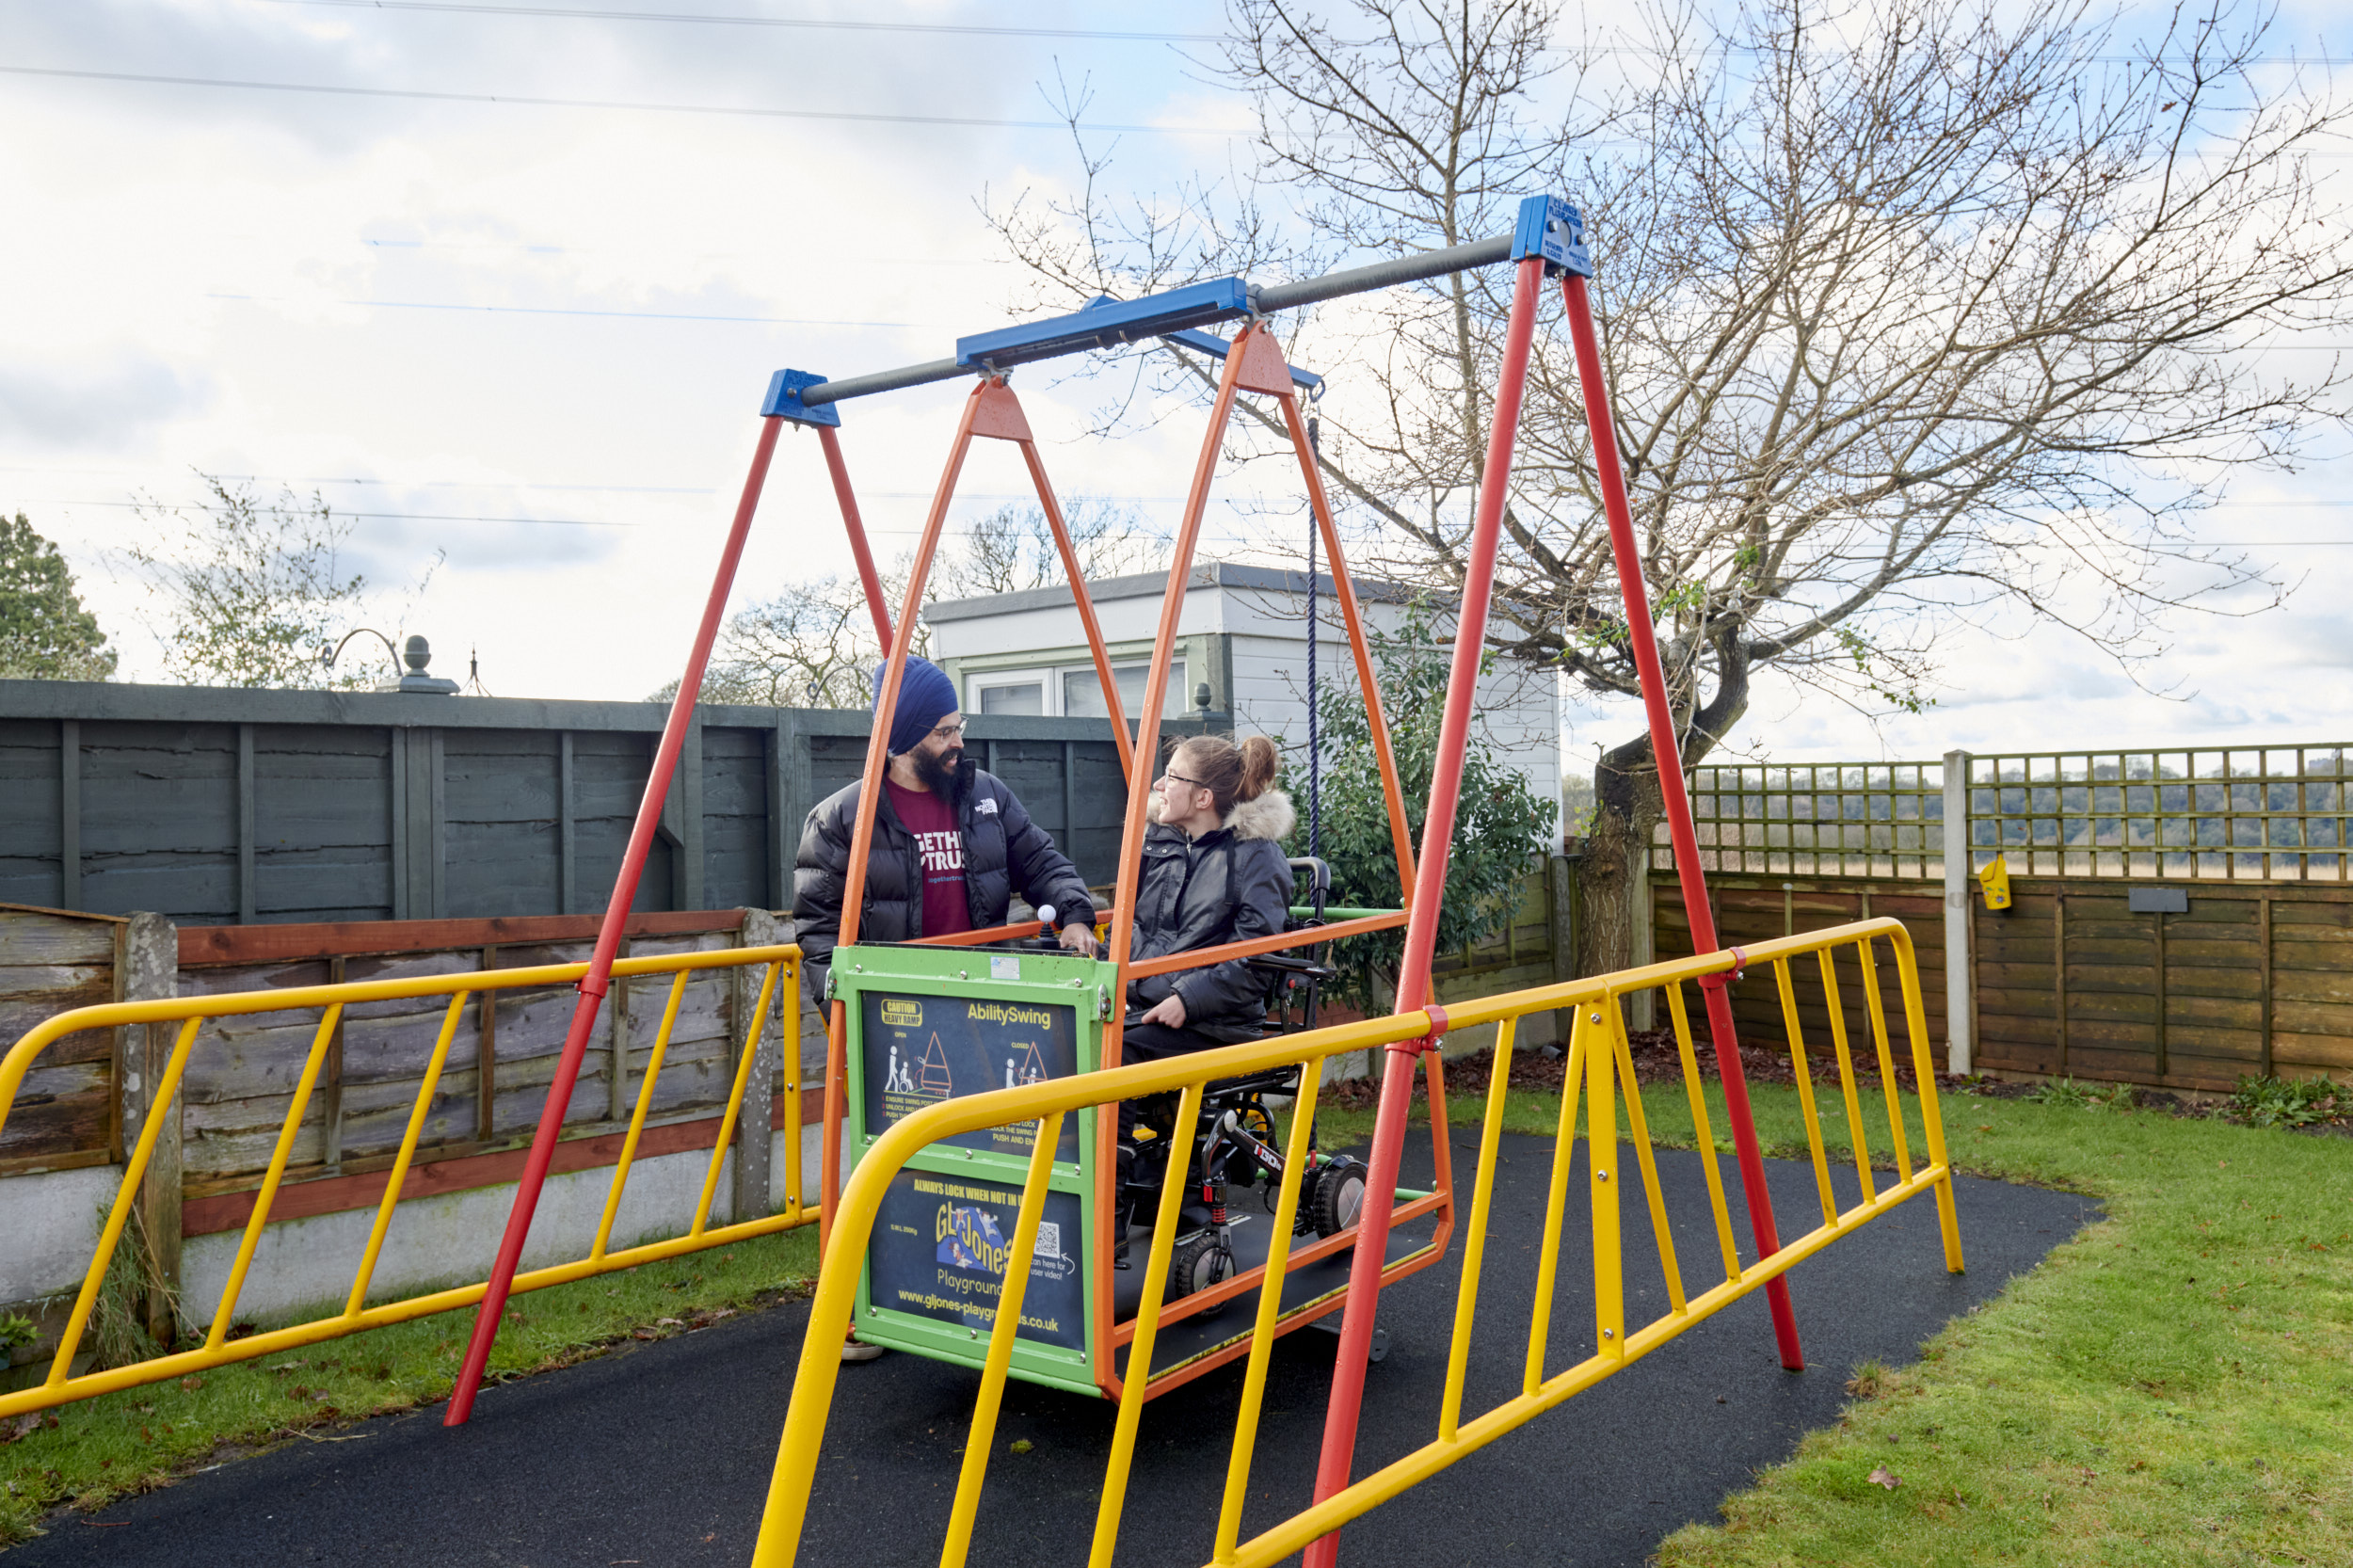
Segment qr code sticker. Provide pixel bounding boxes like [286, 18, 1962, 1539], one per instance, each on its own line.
[1033, 1222, 1063, 1261]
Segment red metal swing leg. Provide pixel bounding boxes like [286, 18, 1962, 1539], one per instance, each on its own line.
[1303, 254, 1549, 1566]
[444, 413, 788, 1427]
[1561, 272, 1802, 1370]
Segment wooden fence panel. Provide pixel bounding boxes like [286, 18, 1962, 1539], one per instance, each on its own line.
[0, 906, 121, 1173]
[1655, 872, 2353, 1088]
[1652, 877, 1949, 1057]
[164, 912, 755, 1206]
[1968, 881, 2350, 1090]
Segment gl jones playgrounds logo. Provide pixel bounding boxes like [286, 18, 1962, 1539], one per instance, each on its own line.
[936, 1205, 1011, 1275]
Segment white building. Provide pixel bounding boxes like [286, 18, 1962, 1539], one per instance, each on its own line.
[925, 562, 1560, 805]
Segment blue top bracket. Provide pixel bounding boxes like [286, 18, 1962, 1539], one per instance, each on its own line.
[1512, 196, 1593, 280]
[956, 279, 1252, 373]
[762, 368, 840, 427]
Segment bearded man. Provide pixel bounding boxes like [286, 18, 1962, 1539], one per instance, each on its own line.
[793, 656, 1101, 987]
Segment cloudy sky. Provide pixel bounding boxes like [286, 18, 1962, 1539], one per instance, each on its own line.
[4, 0, 2347, 773]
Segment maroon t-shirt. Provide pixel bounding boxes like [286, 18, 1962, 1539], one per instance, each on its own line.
[884, 779, 970, 938]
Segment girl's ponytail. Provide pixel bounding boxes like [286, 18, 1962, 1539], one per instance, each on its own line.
[1168, 732, 1284, 818]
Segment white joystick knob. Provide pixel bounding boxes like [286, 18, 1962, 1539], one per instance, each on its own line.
[1035, 904, 1057, 929]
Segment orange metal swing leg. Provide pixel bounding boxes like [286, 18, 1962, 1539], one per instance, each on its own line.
[819, 380, 991, 1244]
[1275, 391, 1419, 904]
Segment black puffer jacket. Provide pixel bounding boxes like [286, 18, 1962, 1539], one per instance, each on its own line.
[1125, 787, 1297, 1043]
[792, 759, 1095, 973]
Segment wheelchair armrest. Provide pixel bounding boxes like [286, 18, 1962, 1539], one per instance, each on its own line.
[1245, 952, 1339, 982]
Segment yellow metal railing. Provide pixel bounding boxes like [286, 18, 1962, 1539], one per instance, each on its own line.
[751, 918, 1962, 1568]
[0, 944, 806, 1419]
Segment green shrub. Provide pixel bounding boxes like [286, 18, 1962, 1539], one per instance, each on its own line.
[1293, 599, 1557, 1011]
[2229, 1073, 2347, 1129]
[2028, 1078, 2138, 1112]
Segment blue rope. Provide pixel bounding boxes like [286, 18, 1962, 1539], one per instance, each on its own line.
[1305, 413, 1321, 860]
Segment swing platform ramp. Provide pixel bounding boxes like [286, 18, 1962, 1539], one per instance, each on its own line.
[0, 944, 806, 1420]
[753, 916, 1965, 1568]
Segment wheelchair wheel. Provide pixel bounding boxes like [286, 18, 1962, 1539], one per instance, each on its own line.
[1310, 1156, 1369, 1238]
[1170, 1233, 1234, 1313]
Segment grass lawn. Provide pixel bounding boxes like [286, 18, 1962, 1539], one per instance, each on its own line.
[1319, 1065, 2353, 1566]
[0, 1222, 821, 1546]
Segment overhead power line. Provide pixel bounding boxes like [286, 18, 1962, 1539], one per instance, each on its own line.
[207, 292, 941, 328]
[0, 63, 1232, 135]
[264, 0, 1222, 43]
[262, 0, 2349, 64]
[25, 491, 2349, 545]
[8, 60, 2341, 150]
[20, 497, 643, 527]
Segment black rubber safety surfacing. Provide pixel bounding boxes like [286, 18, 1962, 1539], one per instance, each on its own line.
[14, 1135, 2096, 1568]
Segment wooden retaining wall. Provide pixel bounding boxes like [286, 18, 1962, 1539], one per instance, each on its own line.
[2, 906, 798, 1284]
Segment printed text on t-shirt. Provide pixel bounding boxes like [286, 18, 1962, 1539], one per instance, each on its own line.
[916, 830, 962, 874]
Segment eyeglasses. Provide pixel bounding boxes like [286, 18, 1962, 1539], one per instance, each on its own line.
[1159, 769, 1208, 792]
[927, 721, 967, 743]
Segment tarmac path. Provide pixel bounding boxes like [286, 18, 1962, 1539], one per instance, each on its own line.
[12, 1131, 2096, 1567]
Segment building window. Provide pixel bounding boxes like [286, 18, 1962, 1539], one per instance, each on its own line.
[965, 659, 1186, 720]
[975, 680, 1043, 715]
[1064, 661, 1185, 721]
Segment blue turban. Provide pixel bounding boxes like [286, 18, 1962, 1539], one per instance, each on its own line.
[873, 656, 960, 755]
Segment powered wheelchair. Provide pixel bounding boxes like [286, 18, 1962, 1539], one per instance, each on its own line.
[1110, 857, 1371, 1306]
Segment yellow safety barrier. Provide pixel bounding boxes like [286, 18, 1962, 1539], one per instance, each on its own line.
[0, 944, 806, 1419]
[752, 918, 1963, 1568]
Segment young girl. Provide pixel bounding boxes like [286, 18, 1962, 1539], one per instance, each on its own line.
[1121, 732, 1296, 1060]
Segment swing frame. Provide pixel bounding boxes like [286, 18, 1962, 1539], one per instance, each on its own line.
[804, 325, 1448, 1402]
[446, 196, 1810, 1557]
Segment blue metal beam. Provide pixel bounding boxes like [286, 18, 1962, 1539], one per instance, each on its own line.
[767, 195, 1583, 423]
[955, 279, 1251, 372]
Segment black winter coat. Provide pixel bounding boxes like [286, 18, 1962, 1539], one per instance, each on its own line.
[1125, 788, 1297, 1043]
[792, 760, 1095, 973]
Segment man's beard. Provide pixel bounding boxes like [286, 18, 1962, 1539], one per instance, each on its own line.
[913, 745, 963, 792]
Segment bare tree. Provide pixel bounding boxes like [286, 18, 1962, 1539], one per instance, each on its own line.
[659, 572, 901, 708]
[123, 477, 439, 689]
[988, 0, 2353, 973]
[931, 497, 1164, 598]
[659, 499, 1160, 706]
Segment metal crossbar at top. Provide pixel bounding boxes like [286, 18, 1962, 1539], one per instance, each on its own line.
[758, 198, 1590, 422]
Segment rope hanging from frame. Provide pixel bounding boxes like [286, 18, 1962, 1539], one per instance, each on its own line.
[1305, 409, 1321, 860]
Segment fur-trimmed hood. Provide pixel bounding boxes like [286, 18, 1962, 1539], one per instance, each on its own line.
[1225, 787, 1295, 842]
[1145, 786, 1295, 842]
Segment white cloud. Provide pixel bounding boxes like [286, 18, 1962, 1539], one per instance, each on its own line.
[6, 0, 2346, 767]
